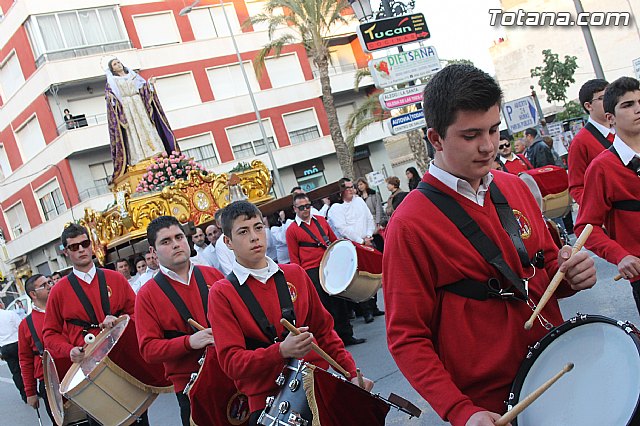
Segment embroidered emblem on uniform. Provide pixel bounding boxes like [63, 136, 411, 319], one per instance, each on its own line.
[107, 285, 113, 297]
[512, 209, 532, 239]
[361, 245, 375, 252]
[226, 391, 250, 424]
[287, 282, 298, 302]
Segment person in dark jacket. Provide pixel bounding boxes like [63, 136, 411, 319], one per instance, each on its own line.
[524, 128, 556, 168]
[405, 167, 421, 190]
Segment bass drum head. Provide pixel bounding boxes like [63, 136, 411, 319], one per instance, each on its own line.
[509, 315, 640, 426]
[43, 350, 65, 426]
[319, 240, 357, 295]
[60, 315, 130, 394]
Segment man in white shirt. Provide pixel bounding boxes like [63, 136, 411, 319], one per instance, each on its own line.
[192, 227, 218, 268]
[116, 258, 139, 290]
[203, 225, 221, 269]
[134, 251, 160, 292]
[0, 299, 25, 402]
[213, 209, 235, 275]
[327, 179, 376, 246]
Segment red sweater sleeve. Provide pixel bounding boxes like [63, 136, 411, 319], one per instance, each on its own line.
[383, 218, 483, 425]
[567, 131, 596, 206]
[575, 158, 630, 265]
[134, 283, 194, 363]
[43, 284, 75, 361]
[18, 320, 37, 397]
[286, 224, 301, 266]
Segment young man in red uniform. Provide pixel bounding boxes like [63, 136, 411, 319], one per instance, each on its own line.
[43, 223, 161, 425]
[497, 133, 532, 175]
[286, 193, 366, 345]
[575, 76, 640, 313]
[135, 215, 225, 426]
[383, 64, 597, 426]
[209, 201, 373, 425]
[18, 274, 56, 423]
[568, 79, 614, 205]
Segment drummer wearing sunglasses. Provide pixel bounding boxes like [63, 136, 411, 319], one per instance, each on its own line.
[210, 201, 373, 426]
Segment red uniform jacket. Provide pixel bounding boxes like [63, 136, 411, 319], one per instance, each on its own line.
[209, 263, 357, 411]
[501, 154, 532, 175]
[18, 310, 45, 397]
[575, 149, 640, 276]
[383, 171, 573, 426]
[135, 265, 224, 392]
[568, 125, 610, 205]
[286, 216, 337, 270]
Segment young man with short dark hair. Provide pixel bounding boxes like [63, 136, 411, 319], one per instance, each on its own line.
[383, 64, 596, 426]
[135, 215, 225, 426]
[575, 76, 640, 314]
[210, 201, 372, 425]
[18, 274, 57, 422]
[568, 78, 613, 205]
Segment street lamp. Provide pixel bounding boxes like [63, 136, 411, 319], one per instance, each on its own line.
[348, 0, 373, 22]
[180, 0, 286, 197]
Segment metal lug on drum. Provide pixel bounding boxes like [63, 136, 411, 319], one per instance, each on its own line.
[275, 373, 286, 386]
[278, 401, 290, 414]
[264, 396, 274, 409]
[288, 412, 309, 426]
[289, 378, 300, 392]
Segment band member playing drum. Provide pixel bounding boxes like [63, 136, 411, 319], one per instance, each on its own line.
[18, 274, 57, 423]
[286, 193, 366, 346]
[383, 65, 596, 426]
[135, 216, 225, 426]
[568, 79, 614, 206]
[575, 76, 640, 314]
[209, 201, 373, 425]
[42, 224, 159, 426]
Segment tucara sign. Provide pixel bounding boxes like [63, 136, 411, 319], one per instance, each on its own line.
[357, 14, 430, 52]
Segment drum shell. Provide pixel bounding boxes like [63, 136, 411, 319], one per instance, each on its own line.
[521, 166, 571, 219]
[319, 240, 382, 303]
[259, 361, 311, 426]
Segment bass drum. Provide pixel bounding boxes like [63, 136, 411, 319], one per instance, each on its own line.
[507, 314, 640, 425]
[42, 350, 88, 426]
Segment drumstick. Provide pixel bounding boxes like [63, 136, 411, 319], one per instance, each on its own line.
[35, 406, 43, 426]
[280, 318, 351, 379]
[188, 318, 206, 331]
[524, 224, 593, 330]
[494, 363, 574, 426]
[356, 368, 365, 389]
[78, 333, 96, 353]
[614, 274, 624, 281]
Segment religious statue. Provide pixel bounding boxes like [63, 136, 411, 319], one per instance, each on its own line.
[105, 58, 178, 181]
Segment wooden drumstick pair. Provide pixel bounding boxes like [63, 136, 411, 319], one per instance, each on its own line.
[495, 362, 574, 426]
[524, 224, 593, 330]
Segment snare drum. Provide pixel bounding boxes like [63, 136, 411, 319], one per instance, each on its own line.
[521, 166, 571, 219]
[42, 350, 88, 426]
[319, 240, 383, 302]
[507, 314, 640, 425]
[59, 316, 161, 426]
[259, 360, 312, 426]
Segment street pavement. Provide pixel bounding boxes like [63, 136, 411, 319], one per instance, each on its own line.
[2, 249, 638, 425]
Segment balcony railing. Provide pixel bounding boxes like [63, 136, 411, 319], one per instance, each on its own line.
[312, 62, 358, 78]
[56, 113, 107, 135]
[35, 41, 132, 68]
[78, 184, 110, 202]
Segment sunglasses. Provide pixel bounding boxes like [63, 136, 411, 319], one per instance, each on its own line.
[295, 204, 312, 211]
[498, 143, 510, 149]
[34, 280, 54, 291]
[66, 239, 91, 252]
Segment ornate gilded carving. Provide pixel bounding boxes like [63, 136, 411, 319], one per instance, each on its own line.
[81, 161, 273, 265]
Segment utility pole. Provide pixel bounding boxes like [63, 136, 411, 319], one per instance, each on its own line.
[573, 0, 605, 79]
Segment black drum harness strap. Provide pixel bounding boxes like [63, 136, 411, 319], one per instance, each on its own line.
[25, 314, 44, 356]
[227, 270, 296, 350]
[154, 266, 210, 339]
[66, 269, 120, 332]
[584, 122, 613, 150]
[416, 181, 552, 328]
[608, 145, 640, 212]
[297, 219, 331, 249]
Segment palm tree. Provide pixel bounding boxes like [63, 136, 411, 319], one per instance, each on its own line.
[346, 69, 430, 174]
[248, 0, 356, 179]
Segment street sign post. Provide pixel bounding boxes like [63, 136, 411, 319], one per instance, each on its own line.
[369, 46, 440, 89]
[387, 110, 425, 135]
[503, 96, 538, 133]
[379, 85, 425, 110]
[357, 13, 430, 52]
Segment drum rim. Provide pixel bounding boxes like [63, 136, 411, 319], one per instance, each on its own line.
[60, 315, 130, 394]
[319, 239, 357, 295]
[42, 349, 66, 426]
[507, 314, 640, 426]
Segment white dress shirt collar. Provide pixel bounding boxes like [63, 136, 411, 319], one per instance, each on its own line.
[73, 263, 97, 284]
[295, 213, 315, 226]
[588, 116, 613, 138]
[500, 153, 517, 163]
[158, 262, 195, 286]
[613, 135, 640, 166]
[429, 161, 494, 206]
[233, 256, 280, 285]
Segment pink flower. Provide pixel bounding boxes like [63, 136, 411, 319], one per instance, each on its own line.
[147, 176, 153, 182]
[160, 176, 166, 181]
[171, 163, 177, 168]
[153, 179, 158, 184]
[156, 171, 163, 177]
[177, 169, 183, 175]
[170, 176, 176, 181]
[153, 164, 159, 170]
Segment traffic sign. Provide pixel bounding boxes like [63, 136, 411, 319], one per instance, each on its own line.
[633, 57, 640, 80]
[503, 96, 538, 133]
[369, 46, 440, 89]
[357, 13, 430, 53]
[387, 110, 425, 135]
[379, 85, 425, 110]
